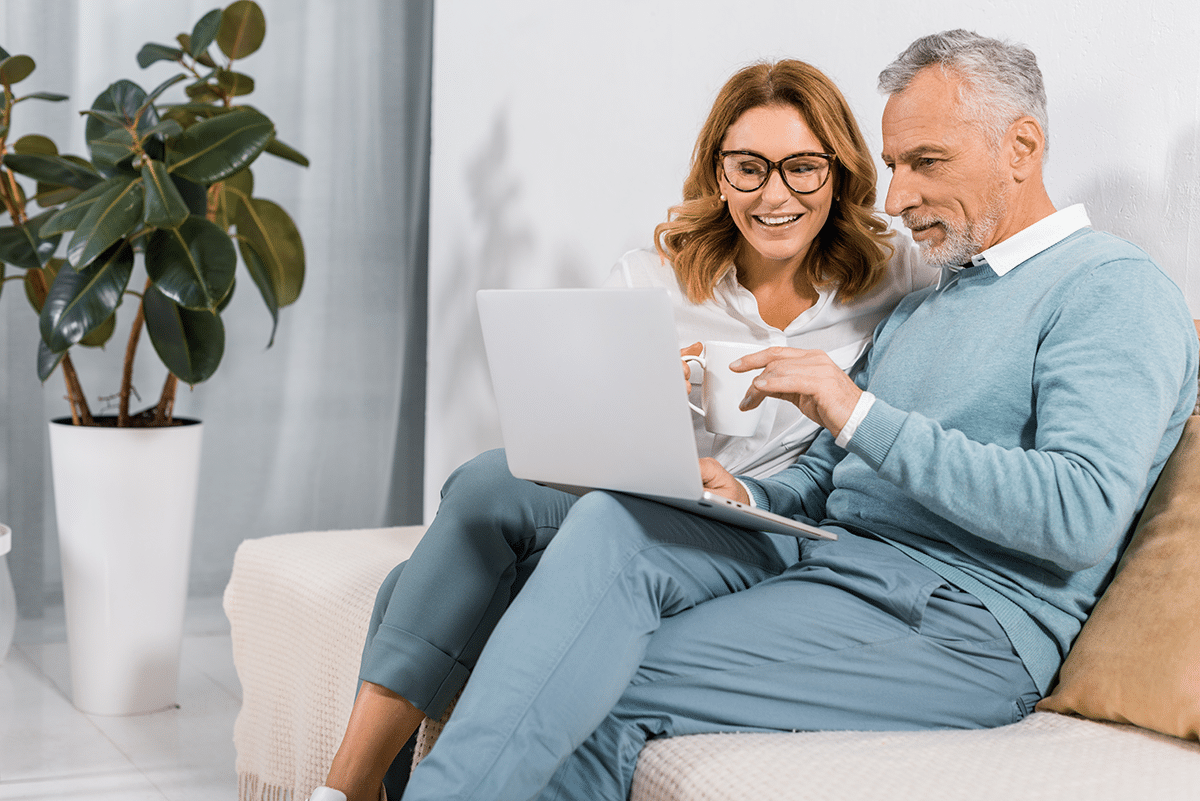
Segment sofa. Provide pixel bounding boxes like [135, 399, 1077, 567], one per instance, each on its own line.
[225, 416, 1200, 800]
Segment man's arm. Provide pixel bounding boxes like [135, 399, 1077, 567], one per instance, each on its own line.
[702, 421, 845, 522]
[748, 260, 1197, 571]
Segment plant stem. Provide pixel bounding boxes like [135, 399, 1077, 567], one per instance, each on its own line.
[118, 279, 153, 427]
[60, 354, 94, 426]
[153, 373, 178, 425]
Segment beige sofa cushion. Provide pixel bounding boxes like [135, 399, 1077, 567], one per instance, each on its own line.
[1037, 416, 1200, 741]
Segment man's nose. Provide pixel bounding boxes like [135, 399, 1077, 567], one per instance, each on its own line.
[884, 170, 919, 218]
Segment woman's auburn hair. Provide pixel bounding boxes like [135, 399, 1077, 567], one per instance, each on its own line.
[654, 60, 894, 305]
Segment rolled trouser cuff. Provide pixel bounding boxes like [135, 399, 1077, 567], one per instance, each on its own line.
[360, 622, 472, 720]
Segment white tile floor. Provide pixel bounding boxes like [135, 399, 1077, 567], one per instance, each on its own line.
[0, 597, 240, 800]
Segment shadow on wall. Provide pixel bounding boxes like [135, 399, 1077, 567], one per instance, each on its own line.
[433, 110, 538, 457]
[1068, 124, 1200, 298]
[429, 110, 611, 498]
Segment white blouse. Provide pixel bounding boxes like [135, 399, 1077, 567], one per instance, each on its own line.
[605, 233, 934, 479]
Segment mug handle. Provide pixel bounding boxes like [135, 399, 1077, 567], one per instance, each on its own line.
[681, 354, 706, 416]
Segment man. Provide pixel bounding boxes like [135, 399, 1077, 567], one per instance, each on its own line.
[708, 28, 1197, 705]
[402, 30, 1197, 801]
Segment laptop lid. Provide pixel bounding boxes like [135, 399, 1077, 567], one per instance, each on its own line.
[477, 287, 837, 541]
[478, 288, 704, 500]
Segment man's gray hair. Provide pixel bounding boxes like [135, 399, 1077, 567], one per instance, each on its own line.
[878, 29, 1049, 157]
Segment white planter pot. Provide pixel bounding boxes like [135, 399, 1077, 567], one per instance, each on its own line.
[48, 418, 203, 716]
[1, 524, 15, 664]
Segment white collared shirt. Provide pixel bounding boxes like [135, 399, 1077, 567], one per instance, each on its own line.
[843, 204, 1093, 446]
[937, 204, 1092, 289]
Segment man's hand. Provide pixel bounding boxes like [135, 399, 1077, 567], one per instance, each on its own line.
[700, 457, 750, 505]
[732, 347, 862, 438]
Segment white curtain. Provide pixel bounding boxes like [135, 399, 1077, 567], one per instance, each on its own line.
[0, 0, 432, 616]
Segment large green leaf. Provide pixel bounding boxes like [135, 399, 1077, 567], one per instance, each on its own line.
[143, 286, 225, 384]
[190, 9, 224, 58]
[79, 312, 117, 348]
[217, 1, 266, 60]
[137, 43, 184, 68]
[2, 153, 103, 191]
[37, 339, 65, 382]
[86, 80, 158, 154]
[15, 91, 69, 103]
[0, 210, 63, 269]
[214, 167, 253, 230]
[13, 134, 57, 155]
[141, 159, 191, 228]
[24, 258, 64, 313]
[264, 137, 309, 167]
[235, 197, 304, 307]
[140, 119, 184, 141]
[184, 81, 223, 104]
[161, 102, 231, 121]
[11, 135, 83, 206]
[215, 69, 255, 97]
[172, 174, 209, 216]
[0, 54, 35, 84]
[146, 215, 236, 310]
[89, 127, 139, 177]
[37, 183, 82, 209]
[238, 240, 278, 346]
[40, 242, 134, 353]
[143, 74, 188, 112]
[65, 177, 144, 269]
[168, 108, 274, 183]
[41, 176, 128, 236]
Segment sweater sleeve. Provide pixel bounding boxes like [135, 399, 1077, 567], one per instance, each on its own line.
[740, 427, 842, 521]
[860, 262, 1194, 570]
[757, 258, 1197, 572]
[739, 369, 872, 520]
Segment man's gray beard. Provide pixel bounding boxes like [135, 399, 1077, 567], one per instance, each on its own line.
[907, 219, 979, 268]
[905, 192, 1007, 269]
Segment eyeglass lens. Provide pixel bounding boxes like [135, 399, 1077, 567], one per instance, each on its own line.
[721, 153, 831, 194]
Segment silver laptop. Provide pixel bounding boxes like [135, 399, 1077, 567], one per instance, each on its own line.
[477, 288, 836, 541]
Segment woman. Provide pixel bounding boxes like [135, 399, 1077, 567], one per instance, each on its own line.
[310, 59, 929, 801]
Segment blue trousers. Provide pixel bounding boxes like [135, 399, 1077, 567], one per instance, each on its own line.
[361, 451, 1039, 801]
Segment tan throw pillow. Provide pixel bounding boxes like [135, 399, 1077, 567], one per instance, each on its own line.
[1036, 416, 1200, 741]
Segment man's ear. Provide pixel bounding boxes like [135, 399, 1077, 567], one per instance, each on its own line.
[1009, 116, 1046, 181]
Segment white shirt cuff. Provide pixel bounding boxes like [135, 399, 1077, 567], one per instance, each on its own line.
[735, 479, 757, 507]
[835, 391, 876, 449]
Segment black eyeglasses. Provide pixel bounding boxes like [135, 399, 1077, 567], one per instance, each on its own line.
[717, 150, 836, 194]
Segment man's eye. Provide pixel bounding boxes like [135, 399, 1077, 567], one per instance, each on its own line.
[915, 157, 938, 169]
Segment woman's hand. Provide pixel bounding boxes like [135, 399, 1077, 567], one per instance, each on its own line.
[700, 457, 750, 505]
[680, 342, 703, 393]
[732, 347, 862, 438]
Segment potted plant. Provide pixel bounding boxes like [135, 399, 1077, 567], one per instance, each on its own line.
[0, 1, 307, 714]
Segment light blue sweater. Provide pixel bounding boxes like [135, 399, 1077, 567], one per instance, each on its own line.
[743, 227, 1198, 693]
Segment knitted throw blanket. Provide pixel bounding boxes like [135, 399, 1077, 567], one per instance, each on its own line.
[224, 526, 426, 801]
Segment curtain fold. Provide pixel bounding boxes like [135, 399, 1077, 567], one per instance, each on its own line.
[0, 0, 431, 617]
[384, 0, 434, 526]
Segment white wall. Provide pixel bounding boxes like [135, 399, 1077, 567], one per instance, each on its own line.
[426, 0, 1200, 515]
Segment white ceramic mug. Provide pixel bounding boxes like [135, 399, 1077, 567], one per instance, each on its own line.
[682, 341, 766, 437]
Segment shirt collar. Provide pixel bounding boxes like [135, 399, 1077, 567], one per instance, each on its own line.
[936, 204, 1091, 289]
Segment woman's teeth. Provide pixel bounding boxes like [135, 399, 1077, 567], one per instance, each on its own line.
[755, 214, 799, 226]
